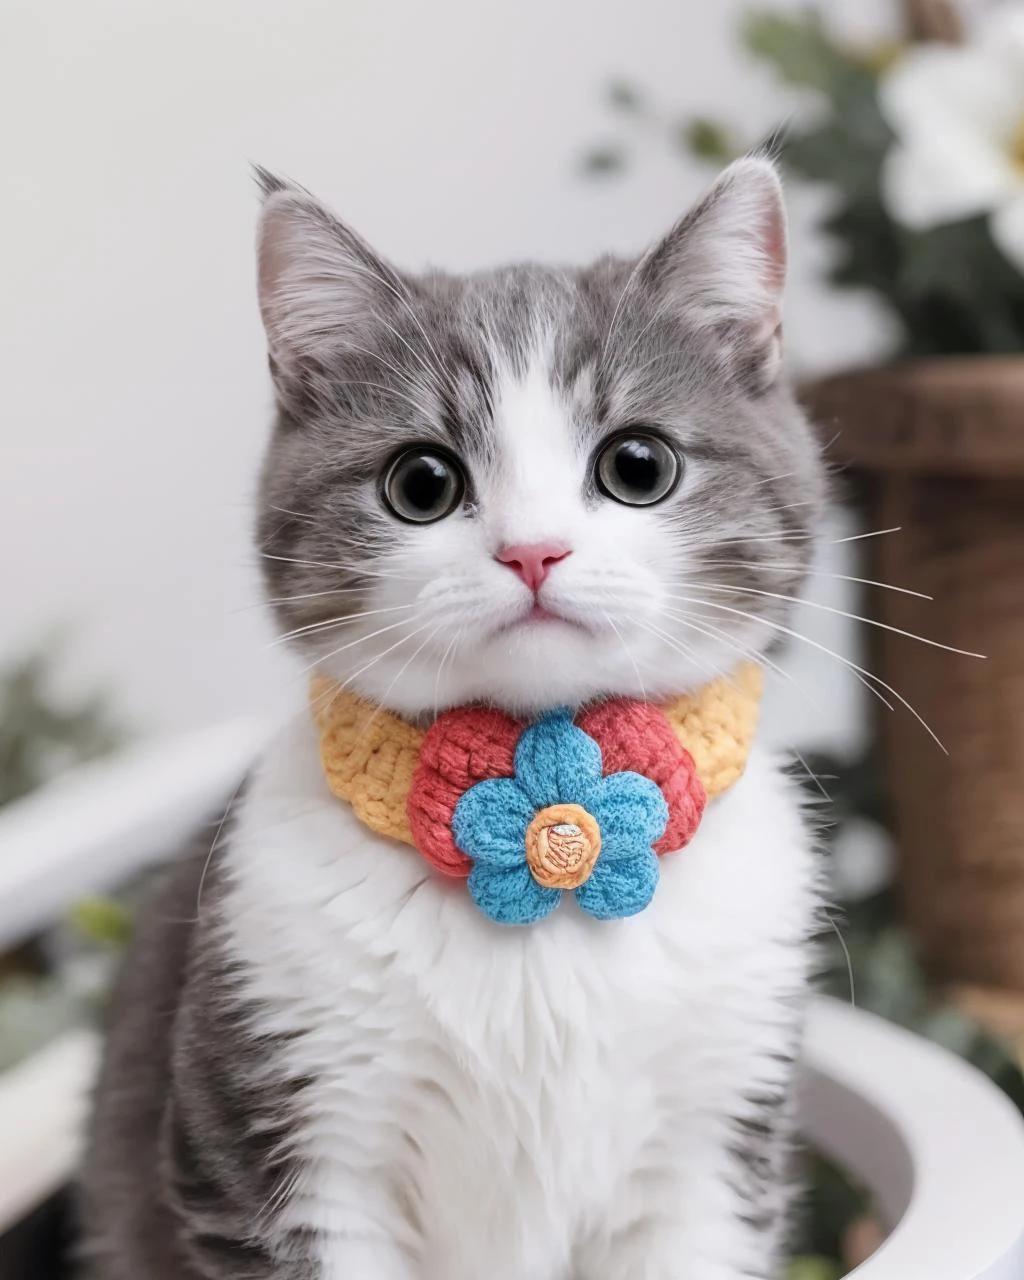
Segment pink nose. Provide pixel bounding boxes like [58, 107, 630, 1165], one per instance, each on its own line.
[495, 542, 572, 592]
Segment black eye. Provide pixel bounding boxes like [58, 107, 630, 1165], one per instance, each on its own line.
[382, 448, 465, 523]
[595, 432, 680, 506]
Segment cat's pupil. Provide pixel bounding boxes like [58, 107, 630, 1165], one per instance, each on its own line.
[613, 440, 659, 494]
[403, 457, 448, 511]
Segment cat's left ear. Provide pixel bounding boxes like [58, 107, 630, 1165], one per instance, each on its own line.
[641, 156, 787, 386]
[254, 166, 407, 378]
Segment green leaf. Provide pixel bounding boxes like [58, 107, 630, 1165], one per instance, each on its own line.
[742, 10, 856, 93]
[579, 146, 628, 177]
[774, 86, 890, 197]
[0, 643, 125, 809]
[70, 896, 134, 949]
[787, 1258, 843, 1280]
[679, 117, 739, 163]
[882, 216, 1024, 354]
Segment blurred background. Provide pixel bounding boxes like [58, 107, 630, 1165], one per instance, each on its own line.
[3, 1, 1024, 1276]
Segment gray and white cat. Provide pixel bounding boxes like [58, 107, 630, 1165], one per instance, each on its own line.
[82, 157, 826, 1280]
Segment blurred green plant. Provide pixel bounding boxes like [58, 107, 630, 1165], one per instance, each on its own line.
[0, 644, 123, 808]
[69, 897, 134, 950]
[0, 645, 128, 1071]
[582, 8, 1024, 357]
[787, 1255, 842, 1280]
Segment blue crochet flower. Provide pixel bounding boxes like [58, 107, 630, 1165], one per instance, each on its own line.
[451, 710, 669, 926]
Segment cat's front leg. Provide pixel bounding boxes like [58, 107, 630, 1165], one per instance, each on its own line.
[577, 1106, 795, 1280]
[318, 1239, 418, 1280]
[282, 1176, 421, 1280]
[579, 1197, 787, 1280]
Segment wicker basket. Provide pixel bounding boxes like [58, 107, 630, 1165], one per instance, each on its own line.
[803, 358, 1024, 990]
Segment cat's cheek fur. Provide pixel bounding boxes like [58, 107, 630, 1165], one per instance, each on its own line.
[221, 715, 820, 1280]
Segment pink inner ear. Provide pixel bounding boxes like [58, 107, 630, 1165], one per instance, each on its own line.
[759, 199, 787, 297]
[751, 196, 786, 355]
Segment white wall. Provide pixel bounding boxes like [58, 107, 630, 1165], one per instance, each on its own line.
[2, 0, 901, 752]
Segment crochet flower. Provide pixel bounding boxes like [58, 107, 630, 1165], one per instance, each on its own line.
[451, 710, 669, 926]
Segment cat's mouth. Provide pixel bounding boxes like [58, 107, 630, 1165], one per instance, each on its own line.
[495, 602, 591, 637]
[527, 603, 563, 624]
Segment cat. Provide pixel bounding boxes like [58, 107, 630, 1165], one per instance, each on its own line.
[81, 156, 826, 1280]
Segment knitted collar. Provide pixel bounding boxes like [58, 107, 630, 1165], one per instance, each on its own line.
[311, 664, 762, 927]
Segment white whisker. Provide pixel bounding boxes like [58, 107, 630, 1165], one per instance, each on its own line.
[267, 503, 316, 523]
[674, 581, 984, 660]
[830, 525, 901, 545]
[267, 603, 418, 649]
[342, 340, 437, 407]
[662, 607, 817, 710]
[194, 772, 249, 922]
[300, 615, 425, 674]
[359, 623, 444, 733]
[791, 748, 831, 802]
[678, 525, 901, 551]
[676, 602, 896, 714]
[669, 592, 946, 751]
[757, 500, 819, 516]
[751, 469, 795, 487]
[827, 910, 857, 1008]
[371, 310, 445, 396]
[690, 561, 932, 600]
[635, 618, 711, 677]
[612, 306, 671, 376]
[335, 257, 449, 385]
[329, 618, 437, 693]
[602, 610, 647, 702]
[600, 250, 649, 365]
[254, 587, 382, 608]
[258, 552, 416, 582]
[334, 378, 444, 420]
[433, 631, 460, 720]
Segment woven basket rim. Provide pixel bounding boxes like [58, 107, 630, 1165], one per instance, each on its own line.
[801, 356, 1024, 476]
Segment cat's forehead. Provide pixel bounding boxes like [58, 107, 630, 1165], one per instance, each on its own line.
[448, 261, 628, 365]
[418, 261, 629, 461]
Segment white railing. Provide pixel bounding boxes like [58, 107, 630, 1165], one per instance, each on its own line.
[2, 724, 1024, 1277]
[0, 717, 266, 952]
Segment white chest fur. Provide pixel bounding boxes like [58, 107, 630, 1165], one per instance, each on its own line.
[221, 716, 818, 1280]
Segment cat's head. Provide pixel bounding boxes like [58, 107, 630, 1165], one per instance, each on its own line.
[254, 159, 825, 717]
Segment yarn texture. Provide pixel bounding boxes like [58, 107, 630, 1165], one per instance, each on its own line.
[660, 664, 763, 797]
[311, 675, 425, 844]
[452, 711, 667, 924]
[311, 663, 762, 925]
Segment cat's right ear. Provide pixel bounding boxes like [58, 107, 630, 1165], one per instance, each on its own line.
[255, 167, 405, 375]
[638, 157, 787, 387]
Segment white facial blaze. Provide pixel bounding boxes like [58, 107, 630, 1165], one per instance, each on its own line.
[484, 344, 585, 550]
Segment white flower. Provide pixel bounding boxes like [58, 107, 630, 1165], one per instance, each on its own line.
[879, 6, 1024, 270]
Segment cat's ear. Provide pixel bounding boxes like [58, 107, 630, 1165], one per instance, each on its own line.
[255, 168, 405, 373]
[641, 156, 787, 385]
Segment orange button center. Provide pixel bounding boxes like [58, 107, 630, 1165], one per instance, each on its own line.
[525, 803, 601, 890]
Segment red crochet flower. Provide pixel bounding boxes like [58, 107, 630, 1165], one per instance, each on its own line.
[407, 701, 706, 878]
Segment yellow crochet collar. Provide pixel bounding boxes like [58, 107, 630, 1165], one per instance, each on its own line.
[311, 664, 763, 848]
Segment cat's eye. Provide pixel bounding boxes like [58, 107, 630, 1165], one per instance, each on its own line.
[595, 432, 681, 507]
[382, 447, 465, 523]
